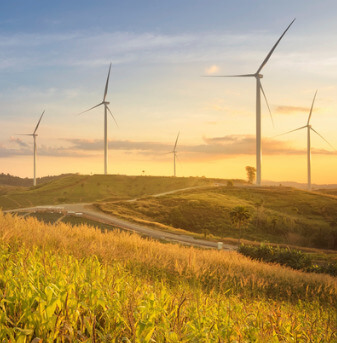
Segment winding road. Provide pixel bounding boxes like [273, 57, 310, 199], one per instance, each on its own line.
[5, 185, 236, 251]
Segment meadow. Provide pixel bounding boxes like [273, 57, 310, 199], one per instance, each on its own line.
[0, 174, 219, 210]
[98, 185, 337, 249]
[0, 212, 336, 341]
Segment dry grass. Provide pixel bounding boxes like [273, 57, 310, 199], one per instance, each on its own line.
[1, 211, 336, 305]
[0, 211, 336, 341]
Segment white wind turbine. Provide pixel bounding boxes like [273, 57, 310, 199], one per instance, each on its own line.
[171, 132, 180, 177]
[18, 110, 45, 186]
[79, 63, 118, 175]
[277, 91, 334, 190]
[205, 19, 295, 186]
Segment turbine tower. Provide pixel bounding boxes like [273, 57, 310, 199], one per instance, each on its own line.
[79, 63, 118, 175]
[205, 19, 295, 186]
[18, 110, 45, 186]
[278, 91, 334, 190]
[171, 132, 180, 177]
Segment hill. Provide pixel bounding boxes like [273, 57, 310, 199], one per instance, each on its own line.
[0, 212, 335, 341]
[98, 185, 337, 250]
[0, 174, 232, 210]
[0, 172, 72, 187]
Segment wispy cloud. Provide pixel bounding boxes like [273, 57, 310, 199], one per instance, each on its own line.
[64, 138, 172, 152]
[205, 65, 219, 75]
[2, 135, 336, 159]
[10, 137, 30, 148]
[275, 105, 310, 114]
[0, 30, 304, 71]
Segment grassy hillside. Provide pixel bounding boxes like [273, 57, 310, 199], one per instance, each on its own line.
[98, 185, 337, 249]
[0, 174, 222, 210]
[0, 172, 71, 187]
[0, 212, 336, 341]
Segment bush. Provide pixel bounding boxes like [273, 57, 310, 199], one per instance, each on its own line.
[238, 244, 312, 270]
[238, 244, 337, 277]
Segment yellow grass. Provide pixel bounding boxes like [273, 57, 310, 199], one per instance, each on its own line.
[1, 211, 336, 305]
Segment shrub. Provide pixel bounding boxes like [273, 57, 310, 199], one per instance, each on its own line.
[238, 244, 312, 270]
[238, 244, 337, 277]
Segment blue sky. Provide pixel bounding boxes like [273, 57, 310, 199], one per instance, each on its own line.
[1, 0, 337, 183]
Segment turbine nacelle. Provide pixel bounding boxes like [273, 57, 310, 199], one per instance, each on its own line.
[255, 74, 263, 79]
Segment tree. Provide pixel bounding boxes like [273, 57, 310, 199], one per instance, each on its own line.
[329, 220, 337, 250]
[245, 166, 256, 184]
[227, 180, 234, 187]
[229, 206, 251, 244]
[254, 199, 264, 228]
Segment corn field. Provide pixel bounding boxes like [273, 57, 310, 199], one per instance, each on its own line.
[0, 212, 336, 341]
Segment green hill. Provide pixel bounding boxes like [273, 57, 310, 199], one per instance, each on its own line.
[98, 185, 337, 250]
[0, 172, 71, 187]
[0, 174, 228, 210]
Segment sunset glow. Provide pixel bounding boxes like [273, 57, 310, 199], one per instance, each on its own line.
[1, 1, 337, 184]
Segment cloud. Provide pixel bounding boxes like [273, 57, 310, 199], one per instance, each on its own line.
[0, 30, 303, 71]
[1, 135, 335, 160]
[63, 136, 336, 160]
[10, 137, 30, 148]
[198, 135, 305, 156]
[275, 105, 310, 114]
[205, 65, 219, 75]
[64, 138, 172, 152]
[0, 138, 89, 158]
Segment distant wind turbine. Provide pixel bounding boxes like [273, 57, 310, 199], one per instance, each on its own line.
[18, 110, 45, 186]
[277, 91, 335, 190]
[171, 132, 180, 177]
[204, 19, 295, 186]
[79, 63, 118, 175]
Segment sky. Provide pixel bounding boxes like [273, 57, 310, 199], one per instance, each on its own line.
[1, 0, 337, 184]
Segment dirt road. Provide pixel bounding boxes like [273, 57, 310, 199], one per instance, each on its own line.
[7, 202, 236, 251]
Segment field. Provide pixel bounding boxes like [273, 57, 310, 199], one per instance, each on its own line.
[0, 174, 223, 210]
[0, 212, 336, 341]
[2, 174, 337, 251]
[98, 185, 337, 250]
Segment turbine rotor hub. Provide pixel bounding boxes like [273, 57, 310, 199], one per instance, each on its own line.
[103, 101, 110, 105]
[256, 73, 263, 79]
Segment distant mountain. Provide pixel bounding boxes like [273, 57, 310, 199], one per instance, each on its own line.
[262, 180, 337, 190]
[0, 173, 75, 187]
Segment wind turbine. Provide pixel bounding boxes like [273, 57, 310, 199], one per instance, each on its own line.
[79, 63, 118, 175]
[18, 110, 45, 186]
[171, 132, 180, 177]
[204, 19, 295, 186]
[277, 91, 334, 190]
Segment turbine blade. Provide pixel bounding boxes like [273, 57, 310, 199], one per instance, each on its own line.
[275, 125, 307, 137]
[106, 105, 118, 127]
[202, 74, 255, 78]
[103, 63, 112, 102]
[256, 18, 295, 74]
[307, 90, 318, 125]
[311, 127, 335, 150]
[260, 82, 274, 128]
[174, 131, 180, 151]
[77, 102, 103, 115]
[33, 110, 45, 134]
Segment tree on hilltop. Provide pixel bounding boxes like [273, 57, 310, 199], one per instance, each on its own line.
[245, 166, 256, 184]
[230, 206, 251, 244]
